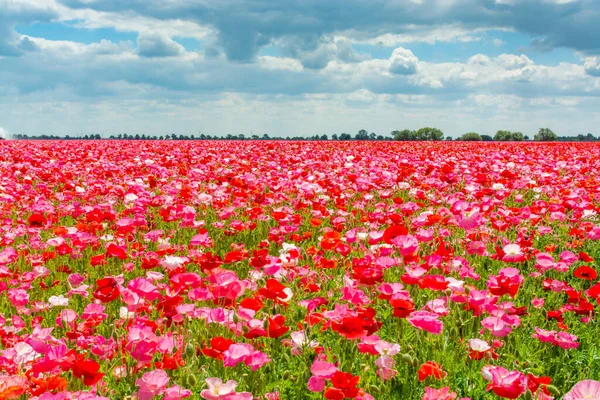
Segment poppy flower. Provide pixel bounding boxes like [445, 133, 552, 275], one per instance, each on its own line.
[563, 380, 600, 400]
[324, 371, 360, 399]
[418, 361, 446, 381]
[383, 225, 409, 245]
[574, 266, 597, 281]
[483, 366, 527, 399]
[92, 277, 120, 303]
[72, 359, 104, 386]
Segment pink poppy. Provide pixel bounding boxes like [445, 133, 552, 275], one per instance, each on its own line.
[407, 311, 443, 334]
[563, 380, 600, 400]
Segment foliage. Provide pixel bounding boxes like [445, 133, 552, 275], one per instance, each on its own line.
[460, 132, 482, 141]
[535, 128, 558, 142]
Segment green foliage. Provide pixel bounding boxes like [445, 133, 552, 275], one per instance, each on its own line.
[494, 130, 525, 141]
[460, 132, 482, 141]
[392, 127, 444, 141]
[535, 128, 558, 142]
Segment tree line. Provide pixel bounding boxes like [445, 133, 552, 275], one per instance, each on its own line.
[4, 128, 598, 142]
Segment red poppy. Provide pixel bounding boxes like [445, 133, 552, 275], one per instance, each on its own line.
[383, 225, 409, 245]
[331, 317, 368, 340]
[240, 297, 264, 312]
[258, 279, 289, 302]
[527, 374, 552, 395]
[27, 213, 47, 227]
[72, 359, 104, 386]
[418, 361, 446, 381]
[106, 243, 128, 260]
[574, 266, 597, 281]
[267, 315, 290, 338]
[92, 278, 120, 303]
[324, 371, 360, 399]
[579, 252, 594, 262]
[389, 298, 415, 318]
[418, 275, 449, 291]
[202, 336, 234, 360]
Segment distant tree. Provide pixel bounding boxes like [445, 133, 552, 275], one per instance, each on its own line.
[416, 127, 444, 141]
[460, 132, 482, 141]
[392, 129, 415, 141]
[320, 134, 328, 140]
[494, 130, 524, 141]
[356, 129, 369, 140]
[263, 133, 270, 140]
[481, 134, 493, 141]
[534, 128, 558, 142]
[340, 133, 352, 140]
[369, 132, 377, 140]
[332, 134, 338, 140]
[446, 136, 453, 141]
[377, 135, 384, 140]
[238, 134, 245, 140]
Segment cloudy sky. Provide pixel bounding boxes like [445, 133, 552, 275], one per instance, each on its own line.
[1, 0, 600, 138]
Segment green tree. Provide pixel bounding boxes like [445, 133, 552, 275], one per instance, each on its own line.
[416, 127, 444, 141]
[392, 129, 415, 141]
[534, 128, 557, 142]
[460, 132, 482, 141]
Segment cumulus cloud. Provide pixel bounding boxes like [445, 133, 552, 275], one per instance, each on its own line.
[57, 0, 600, 60]
[137, 32, 184, 57]
[389, 47, 418, 75]
[584, 57, 600, 77]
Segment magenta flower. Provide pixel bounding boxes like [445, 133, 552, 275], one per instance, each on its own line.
[407, 311, 443, 334]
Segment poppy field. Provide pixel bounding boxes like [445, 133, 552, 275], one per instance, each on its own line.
[1, 140, 600, 400]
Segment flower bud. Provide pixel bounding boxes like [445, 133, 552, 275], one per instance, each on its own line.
[546, 385, 561, 396]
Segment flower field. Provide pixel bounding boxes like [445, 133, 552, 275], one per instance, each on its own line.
[1, 140, 600, 399]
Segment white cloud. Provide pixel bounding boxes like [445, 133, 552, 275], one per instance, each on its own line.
[584, 57, 600, 77]
[389, 47, 418, 75]
[137, 32, 184, 58]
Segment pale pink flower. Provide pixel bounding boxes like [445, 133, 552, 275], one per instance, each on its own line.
[563, 380, 600, 400]
[422, 386, 458, 400]
[136, 369, 170, 400]
[481, 316, 512, 337]
[502, 244, 526, 263]
[200, 378, 237, 400]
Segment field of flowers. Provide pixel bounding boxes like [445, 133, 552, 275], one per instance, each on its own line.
[0, 140, 599, 399]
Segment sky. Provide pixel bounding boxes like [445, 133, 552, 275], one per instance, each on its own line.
[1, 0, 600, 138]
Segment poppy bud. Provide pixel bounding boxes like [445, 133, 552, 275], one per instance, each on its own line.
[523, 390, 533, 400]
[282, 371, 291, 380]
[401, 353, 414, 365]
[546, 385, 561, 396]
[186, 373, 197, 387]
[185, 343, 195, 358]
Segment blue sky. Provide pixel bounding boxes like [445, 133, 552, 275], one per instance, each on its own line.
[1, 0, 600, 138]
